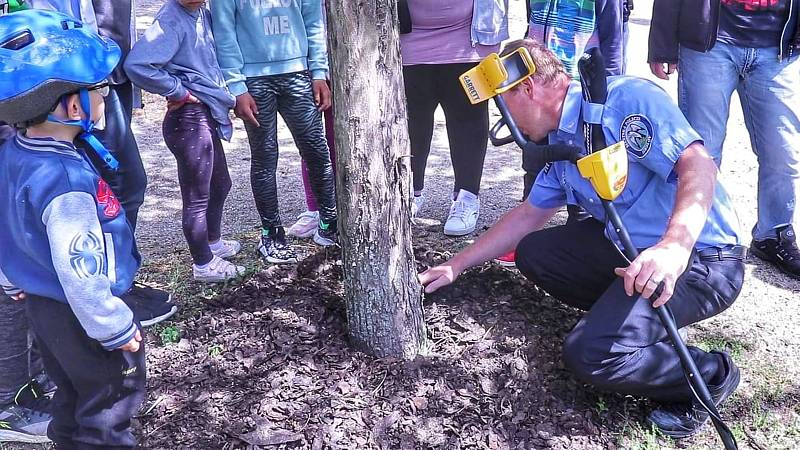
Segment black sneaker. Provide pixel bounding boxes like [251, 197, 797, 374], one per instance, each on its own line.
[258, 226, 297, 264]
[750, 225, 800, 280]
[122, 283, 178, 327]
[313, 220, 338, 247]
[647, 351, 740, 439]
[0, 381, 52, 444]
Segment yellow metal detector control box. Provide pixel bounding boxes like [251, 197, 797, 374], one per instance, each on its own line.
[459, 48, 536, 104]
[577, 141, 629, 201]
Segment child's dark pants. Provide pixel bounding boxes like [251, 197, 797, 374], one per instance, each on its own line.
[26, 295, 145, 450]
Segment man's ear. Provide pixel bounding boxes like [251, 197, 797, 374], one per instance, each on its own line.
[519, 77, 536, 99]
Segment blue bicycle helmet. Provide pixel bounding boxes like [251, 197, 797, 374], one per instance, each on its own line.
[0, 9, 120, 126]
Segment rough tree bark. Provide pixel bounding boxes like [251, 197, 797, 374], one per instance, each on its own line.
[325, 0, 426, 359]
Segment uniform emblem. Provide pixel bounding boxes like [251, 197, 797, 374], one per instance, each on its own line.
[97, 179, 121, 218]
[620, 114, 654, 159]
[68, 232, 105, 279]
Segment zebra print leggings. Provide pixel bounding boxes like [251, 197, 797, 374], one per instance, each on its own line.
[244, 72, 337, 230]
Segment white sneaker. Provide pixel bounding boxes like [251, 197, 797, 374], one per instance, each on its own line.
[193, 255, 245, 283]
[444, 189, 480, 236]
[411, 194, 425, 218]
[287, 210, 319, 238]
[210, 239, 241, 259]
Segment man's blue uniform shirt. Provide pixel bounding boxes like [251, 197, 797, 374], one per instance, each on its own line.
[529, 76, 742, 250]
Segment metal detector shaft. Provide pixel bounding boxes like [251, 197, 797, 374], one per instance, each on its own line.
[601, 201, 737, 450]
[493, 96, 527, 149]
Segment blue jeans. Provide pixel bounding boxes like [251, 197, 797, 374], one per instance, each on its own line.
[678, 42, 800, 240]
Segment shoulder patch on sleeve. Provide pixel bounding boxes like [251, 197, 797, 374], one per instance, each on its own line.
[620, 114, 654, 159]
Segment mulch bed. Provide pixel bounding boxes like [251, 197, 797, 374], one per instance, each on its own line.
[136, 225, 654, 449]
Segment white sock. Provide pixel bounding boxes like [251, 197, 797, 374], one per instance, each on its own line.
[208, 240, 224, 252]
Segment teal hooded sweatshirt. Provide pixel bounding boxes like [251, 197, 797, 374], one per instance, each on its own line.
[210, 0, 328, 96]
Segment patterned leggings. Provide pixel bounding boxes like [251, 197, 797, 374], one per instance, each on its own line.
[244, 72, 337, 229]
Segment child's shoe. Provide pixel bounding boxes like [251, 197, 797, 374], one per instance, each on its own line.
[258, 227, 297, 264]
[193, 255, 245, 283]
[0, 381, 52, 444]
[209, 239, 241, 259]
[124, 283, 178, 328]
[287, 211, 319, 238]
[313, 220, 338, 247]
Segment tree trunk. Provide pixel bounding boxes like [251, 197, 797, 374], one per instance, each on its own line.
[326, 0, 426, 359]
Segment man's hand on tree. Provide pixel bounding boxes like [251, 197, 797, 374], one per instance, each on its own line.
[418, 262, 463, 294]
[614, 241, 692, 308]
[234, 92, 260, 127]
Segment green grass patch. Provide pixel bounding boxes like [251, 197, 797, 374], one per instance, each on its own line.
[693, 332, 751, 360]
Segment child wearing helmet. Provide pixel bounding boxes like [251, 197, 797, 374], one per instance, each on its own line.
[0, 10, 145, 449]
[124, 0, 245, 283]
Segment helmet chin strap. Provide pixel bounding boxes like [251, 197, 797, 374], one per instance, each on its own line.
[47, 88, 119, 170]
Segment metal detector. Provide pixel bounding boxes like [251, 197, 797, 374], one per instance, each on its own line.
[460, 48, 738, 449]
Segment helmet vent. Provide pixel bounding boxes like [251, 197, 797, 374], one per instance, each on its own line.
[0, 30, 32, 50]
[60, 20, 82, 30]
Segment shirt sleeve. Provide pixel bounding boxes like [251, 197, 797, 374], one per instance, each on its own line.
[528, 163, 567, 209]
[210, 0, 249, 96]
[124, 18, 187, 101]
[605, 79, 703, 182]
[301, 0, 329, 80]
[41, 192, 137, 351]
[596, 0, 624, 76]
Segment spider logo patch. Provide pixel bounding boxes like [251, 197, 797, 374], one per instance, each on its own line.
[68, 232, 105, 279]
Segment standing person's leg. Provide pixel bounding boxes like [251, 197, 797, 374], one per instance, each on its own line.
[244, 77, 282, 231]
[162, 103, 241, 283]
[676, 42, 741, 166]
[92, 82, 147, 230]
[438, 63, 488, 236]
[738, 49, 800, 278]
[0, 296, 30, 406]
[0, 295, 51, 444]
[275, 72, 338, 245]
[440, 63, 489, 197]
[403, 64, 441, 214]
[206, 123, 234, 248]
[26, 296, 146, 449]
[163, 104, 217, 267]
[245, 76, 297, 263]
[290, 86, 337, 238]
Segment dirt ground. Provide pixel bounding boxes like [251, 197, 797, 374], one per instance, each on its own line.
[6, 1, 799, 450]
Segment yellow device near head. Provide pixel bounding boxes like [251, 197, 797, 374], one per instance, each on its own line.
[459, 48, 536, 105]
[577, 141, 629, 201]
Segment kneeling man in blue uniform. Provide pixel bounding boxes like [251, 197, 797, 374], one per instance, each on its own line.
[420, 38, 746, 438]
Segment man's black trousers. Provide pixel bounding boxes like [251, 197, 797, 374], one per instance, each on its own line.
[515, 218, 745, 401]
[26, 296, 145, 449]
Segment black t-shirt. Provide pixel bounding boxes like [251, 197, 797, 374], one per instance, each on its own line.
[718, 0, 790, 48]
